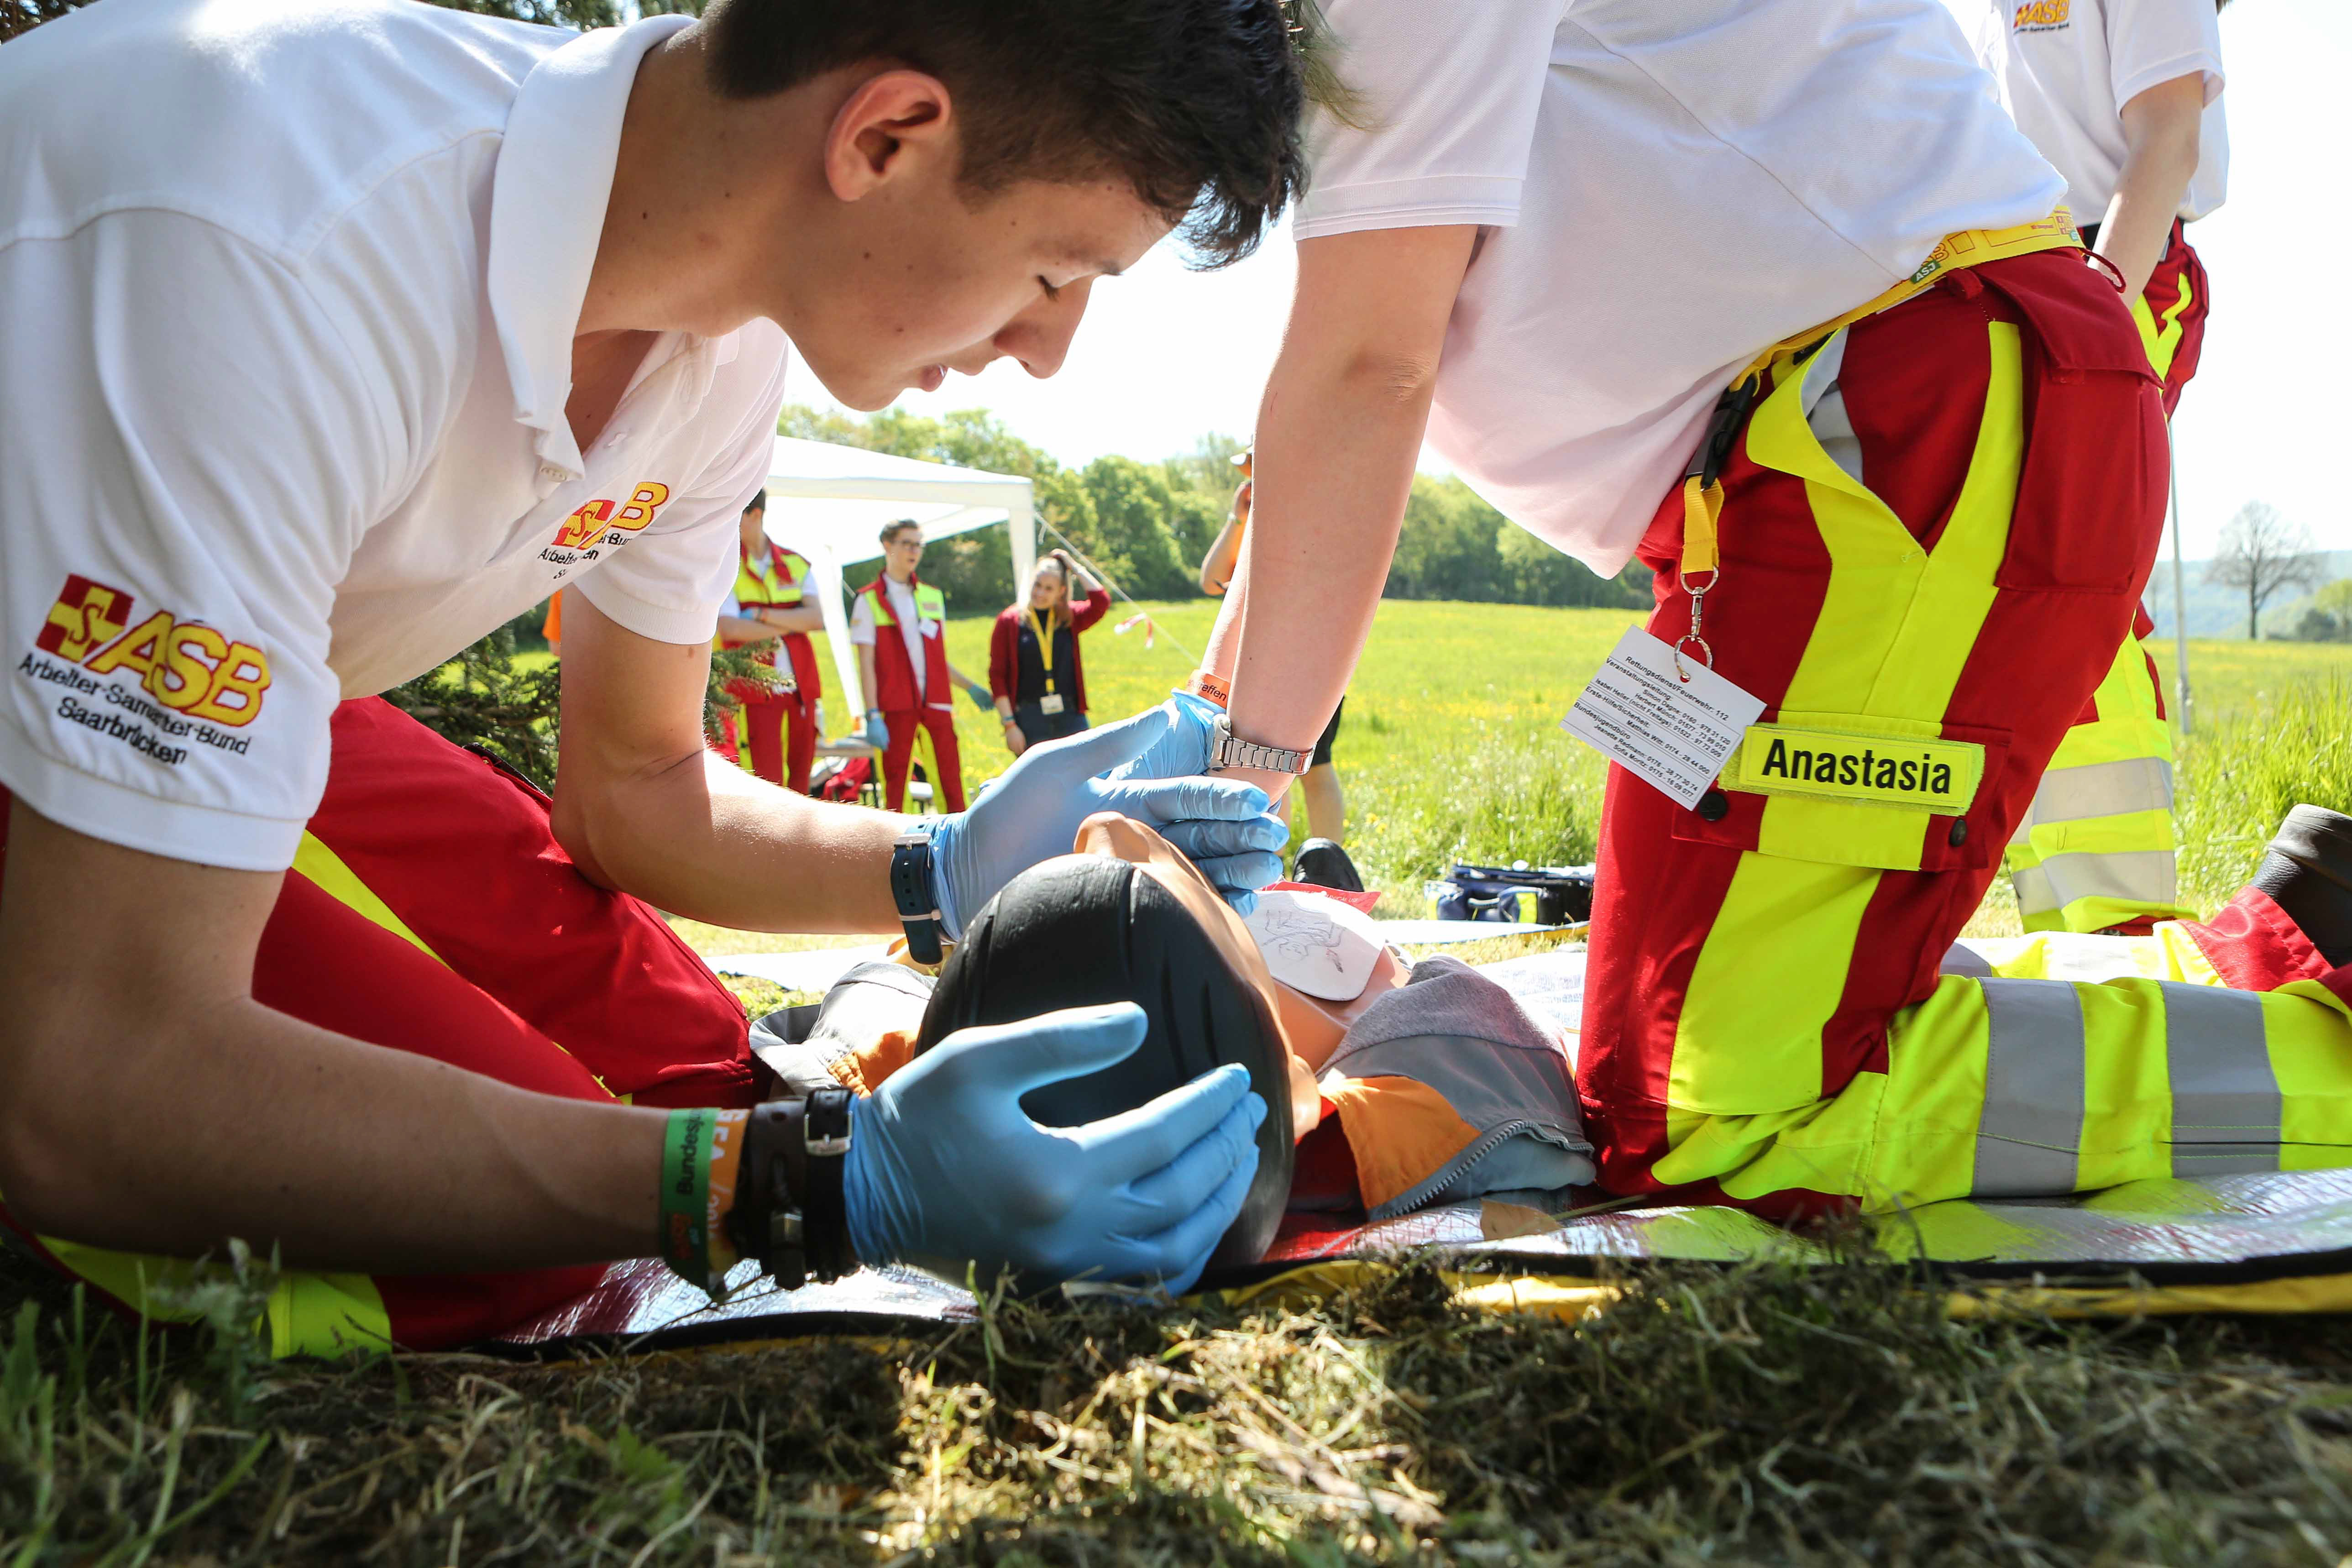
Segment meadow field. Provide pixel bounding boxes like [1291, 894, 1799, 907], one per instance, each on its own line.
[5, 603, 2352, 1566]
[808, 597, 2352, 923]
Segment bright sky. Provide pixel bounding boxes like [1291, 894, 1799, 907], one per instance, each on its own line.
[790, 0, 2351, 558]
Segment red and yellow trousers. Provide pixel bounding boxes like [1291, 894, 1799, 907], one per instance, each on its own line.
[1580, 249, 2352, 1213]
[731, 687, 818, 794]
[0, 699, 756, 1354]
[2001, 221, 2211, 934]
[880, 703, 966, 813]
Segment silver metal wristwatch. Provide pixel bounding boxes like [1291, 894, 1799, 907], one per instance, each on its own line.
[1206, 711, 1314, 776]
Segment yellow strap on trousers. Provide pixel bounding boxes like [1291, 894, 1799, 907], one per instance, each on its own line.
[1679, 209, 2084, 587]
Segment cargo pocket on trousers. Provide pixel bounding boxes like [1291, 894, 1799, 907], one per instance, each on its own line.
[1973, 260, 2167, 595]
[1671, 711, 2012, 875]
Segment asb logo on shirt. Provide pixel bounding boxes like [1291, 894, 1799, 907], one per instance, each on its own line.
[2012, 0, 2070, 31]
[541, 482, 674, 579]
[24, 575, 272, 740]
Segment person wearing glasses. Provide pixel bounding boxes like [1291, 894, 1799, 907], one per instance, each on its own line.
[849, 519, 993, 811]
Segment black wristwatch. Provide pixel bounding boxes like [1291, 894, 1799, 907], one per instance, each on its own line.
[728, 1088, 855, 1290]
[890, 826, 946, 965]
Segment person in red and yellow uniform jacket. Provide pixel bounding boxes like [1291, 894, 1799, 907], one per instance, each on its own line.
[989, 549, 1111, 754]
[848, 519, 992, 812]
[715, 491, 825, 794]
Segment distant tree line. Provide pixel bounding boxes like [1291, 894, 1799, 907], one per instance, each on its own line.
[781, 405, 1234, 610]
[786, 404, 1648, 613]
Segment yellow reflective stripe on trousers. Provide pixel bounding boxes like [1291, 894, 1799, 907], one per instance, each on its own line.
[1967, 976, 2289, 1195]
[2130, 262, 2196, 382]
[2022, 758, 2174, 825]
[1666, 324, 2023, 1127]
[294, 832, 439, 959]
[2005, 630, 2185, 931]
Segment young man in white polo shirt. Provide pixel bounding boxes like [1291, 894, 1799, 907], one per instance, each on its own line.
[1191, 0, 2352, 1217]
[1951, 0, 2230, 936]
[0, 0, 1301, 1347]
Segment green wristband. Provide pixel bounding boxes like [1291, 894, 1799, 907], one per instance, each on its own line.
[658, 1108, 716, 1292]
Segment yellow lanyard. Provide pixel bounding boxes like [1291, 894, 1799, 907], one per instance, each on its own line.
[1679, 208, 2083, 591]
[1028, 608, 1058, 691]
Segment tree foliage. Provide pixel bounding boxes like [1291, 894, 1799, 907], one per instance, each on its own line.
[383, 618, 564, 788]
[2205, 500, 2324, 640]
[1388, 475, 1650, 608]
[784, 406, 1644, 614]
[2282, 577, 2352, 645]
[778, 404, 1242, 610]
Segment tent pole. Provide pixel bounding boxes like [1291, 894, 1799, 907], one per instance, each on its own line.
[1008, 489, 1037, 608]
[812, 550, 863, 742]
[2167, 422, 2192, 739]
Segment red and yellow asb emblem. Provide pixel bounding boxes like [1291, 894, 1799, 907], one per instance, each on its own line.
[550, 482, 672, 553]
[33, 575, 273, 728]
[36, 575, 134, 662]
[2013, 0, 2069, 27]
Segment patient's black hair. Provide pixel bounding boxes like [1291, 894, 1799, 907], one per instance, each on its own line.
[916, 855, 1293, 1270]
[697, 0, 1306, 267]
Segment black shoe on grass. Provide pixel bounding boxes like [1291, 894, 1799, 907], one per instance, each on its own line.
[2252, 804, 2352, 968]
[1293, 839, 1364, 894]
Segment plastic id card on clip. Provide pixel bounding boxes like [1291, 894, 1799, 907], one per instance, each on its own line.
[1561, 627, 1764, 810]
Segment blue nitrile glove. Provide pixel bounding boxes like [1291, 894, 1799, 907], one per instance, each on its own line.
[927, 706, 1285, 932]
[962, 678, 993, 712]
[1101, 688, 1222, 784]
[860, 708, 891, 750]
[844, 1003, 1266, 1292]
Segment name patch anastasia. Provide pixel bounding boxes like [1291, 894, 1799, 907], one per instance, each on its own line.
[1730, 725, 1983, 809]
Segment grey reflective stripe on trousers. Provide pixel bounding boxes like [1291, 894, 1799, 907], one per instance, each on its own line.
[1975, 979, 2087, 1196]
[1972, 978, 2282, 1196]
[2161, 983, 2280, 1176]
[2026, 756, 2174, 827]
[2011, 850, 2179, 918]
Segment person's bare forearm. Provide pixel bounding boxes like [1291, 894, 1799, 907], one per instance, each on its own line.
[0, 806, 665, 1270]
[859, 645, 879, 712]
[1198, 518, 1242, 597]
[565, 750, 903, 934]
[2097, 75, 2205, 301]
[1226, 368, 1423, 755]
[715, 613, 777, 647]
[1208, 229, 1472, 800]
[764, 603, 825, 634]
[549, 600, 902, 933]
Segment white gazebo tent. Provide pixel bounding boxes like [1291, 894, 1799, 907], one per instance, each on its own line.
[758, 436, 1035, 738]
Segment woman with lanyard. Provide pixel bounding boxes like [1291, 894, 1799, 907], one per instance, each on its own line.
[991, 550, 1111, 754]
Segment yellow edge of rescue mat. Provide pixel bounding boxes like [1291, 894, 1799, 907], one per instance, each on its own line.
[1212, 1263, 2352, 1324]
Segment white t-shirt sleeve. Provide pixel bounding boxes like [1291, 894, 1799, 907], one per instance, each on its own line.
[846, 593, 878, 647]
[571, 343, 786, 647]
[2107, 0, 2224, 110]
[1292, 0, 1563, 239]
[0, 213, 393, 872]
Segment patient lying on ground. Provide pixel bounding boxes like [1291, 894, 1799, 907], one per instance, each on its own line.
[755, 813, 1592, 1270]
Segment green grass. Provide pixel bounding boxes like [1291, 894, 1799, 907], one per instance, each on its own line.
[853, 601, 2352, 928]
